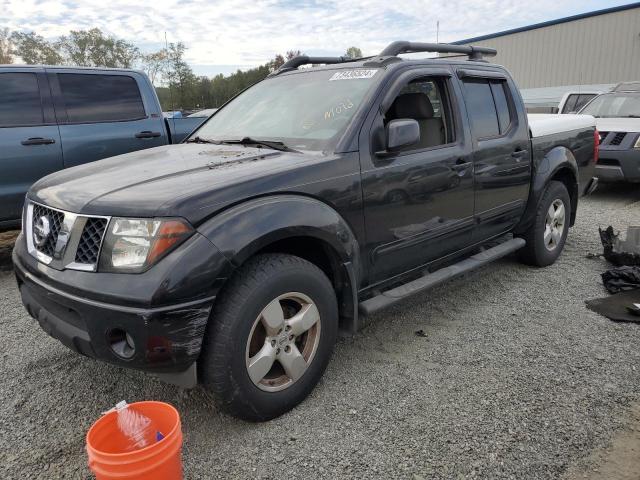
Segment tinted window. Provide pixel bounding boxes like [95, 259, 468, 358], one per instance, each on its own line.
[575, 94, 596, 112]
[561, 94, 579, 114]
[58, 74, 145, 123]
[0, 73, 44, 127]
[463, 79, 499, 138]
[490, 81, 512, 134]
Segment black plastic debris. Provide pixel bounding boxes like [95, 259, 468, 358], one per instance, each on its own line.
[601, 265, 640, 294]
[599, 226, 640, 266]
[586, 290, 640, 324]
[414, 329, 428, 338]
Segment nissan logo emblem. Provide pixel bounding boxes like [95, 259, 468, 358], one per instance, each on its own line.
[33, 215, 51, 246]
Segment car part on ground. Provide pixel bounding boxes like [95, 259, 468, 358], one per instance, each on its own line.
[599, 226, 640, 266]
[586, 289, 640, 324]
[601, 266, 640, 294]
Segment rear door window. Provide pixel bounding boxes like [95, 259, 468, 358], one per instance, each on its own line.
[0, 73, 44, 127]
[463, 78, 515, 139]
[462, 79, 500, 139]
[490, 81, 513, 134]
[57, 74, 146, 123]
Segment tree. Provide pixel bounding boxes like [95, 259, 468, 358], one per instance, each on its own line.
[10, 31, 63, 65]
[57, 28, 139, 68]
[268, 54, 286, 71]
[0, 28, 12, 64]
[141, 48, 168, 86]
[345, 46, 363, 59]
[165, 42, 198, 109]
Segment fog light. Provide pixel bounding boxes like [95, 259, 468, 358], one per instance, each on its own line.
[107, 328, 136, 359]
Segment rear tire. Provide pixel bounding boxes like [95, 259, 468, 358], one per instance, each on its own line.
[199, 254, 338, 421]
[518, 181, 571, 267]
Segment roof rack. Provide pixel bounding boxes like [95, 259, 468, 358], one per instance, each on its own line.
[613, 81, 640, 93]
[270, 55, 359, 76]
[379, 41, 497, 61]
[269, 41, 498, 76]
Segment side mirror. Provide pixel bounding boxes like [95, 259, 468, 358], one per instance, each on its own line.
[377, 119, 420, 157]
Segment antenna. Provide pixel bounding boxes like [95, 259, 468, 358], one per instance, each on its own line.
[436, 21, 440, 43]
[165, 32, 175, 113]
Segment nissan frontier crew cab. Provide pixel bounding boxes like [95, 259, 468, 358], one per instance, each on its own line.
[13, 42, 599, 421]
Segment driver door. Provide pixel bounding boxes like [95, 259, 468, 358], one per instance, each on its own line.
[360, 69, 475, 284]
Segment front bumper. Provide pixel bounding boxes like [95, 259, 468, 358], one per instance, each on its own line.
[596, 149, 640, 182]
[12, 231, 231, 381]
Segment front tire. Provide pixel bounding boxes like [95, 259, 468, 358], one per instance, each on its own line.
[518, 181, 571, 267]
[199, 254, 338, 421]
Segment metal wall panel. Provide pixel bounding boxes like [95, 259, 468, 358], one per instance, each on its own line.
[453, 7, 640, 89]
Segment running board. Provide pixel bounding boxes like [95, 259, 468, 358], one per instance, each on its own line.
[359, 237, 526, 315]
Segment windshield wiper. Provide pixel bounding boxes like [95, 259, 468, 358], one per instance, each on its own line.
[185, 136, 220, 144]
[218, 137, 300, 153]
[624, 115, 640, 118]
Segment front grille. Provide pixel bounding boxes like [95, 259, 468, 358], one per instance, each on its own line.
[32, 204, 64, 258]
[27, 201, 110, 270]
[610, 132, 626, 146]
[75, 218, 108, 265]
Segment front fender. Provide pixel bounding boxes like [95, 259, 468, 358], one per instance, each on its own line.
[197, 194, 359, 268]
[197, 194, 362, 332]
[515, 146, 578, 233]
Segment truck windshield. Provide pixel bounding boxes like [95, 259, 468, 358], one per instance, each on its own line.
[189, 68, 380, 152]
[580, 93, 640, 118]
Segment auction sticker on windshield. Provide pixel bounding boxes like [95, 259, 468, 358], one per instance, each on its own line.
[329, 69, 378, 81]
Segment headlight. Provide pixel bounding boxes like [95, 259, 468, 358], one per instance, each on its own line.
[99, 217, 193, 273]
[634, 135, 640, 149]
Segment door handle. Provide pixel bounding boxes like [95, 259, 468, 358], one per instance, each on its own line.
[511, 149, 528, 159]
[21, 137, 56, 146]
[135, 131, 161, 139]
[452, 160, 472, 171]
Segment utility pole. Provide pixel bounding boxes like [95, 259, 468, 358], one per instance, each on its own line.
[436, 20, 440, 43]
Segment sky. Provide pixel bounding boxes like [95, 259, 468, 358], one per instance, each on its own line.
[1, 0, 636, 77]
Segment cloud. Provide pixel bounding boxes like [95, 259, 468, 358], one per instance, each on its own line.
[0, 0, 629, 73]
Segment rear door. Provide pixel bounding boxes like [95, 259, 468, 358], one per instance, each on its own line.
[48, 70, 168, 168]
[0, 69, 62, 224]
[458, 69, 531, 242]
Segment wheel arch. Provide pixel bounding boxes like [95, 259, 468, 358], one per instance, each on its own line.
[198, 195, 361, 333]
[515, 145, 579, 233]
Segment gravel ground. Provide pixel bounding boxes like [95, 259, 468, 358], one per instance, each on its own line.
[1, 183, 640, 479]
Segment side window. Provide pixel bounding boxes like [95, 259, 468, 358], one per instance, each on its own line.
[463, 78, 515, 139]
[463, 79, 499, 138]
[490, 81, 513, 134]
[383, 77, 454, 151]
[561, 94, 579, 114]
[575, 94, 596, 112]
[57, 74, 146, 123]
[0, 73, 44, 127]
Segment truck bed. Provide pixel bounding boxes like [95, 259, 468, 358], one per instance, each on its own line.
[527, 113, 595, 138]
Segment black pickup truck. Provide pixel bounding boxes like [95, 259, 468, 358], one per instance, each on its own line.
[13, 42, 599, 421]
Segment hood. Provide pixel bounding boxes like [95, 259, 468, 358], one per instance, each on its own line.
[594, 117, 640, 133]
[29, 143, 329, 224]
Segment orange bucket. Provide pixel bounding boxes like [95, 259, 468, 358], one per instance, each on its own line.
[86, 401, 183, 480]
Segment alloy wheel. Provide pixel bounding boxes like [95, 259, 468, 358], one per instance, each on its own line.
[544, 199, 566, 251]
[245, 292, 321, 392]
